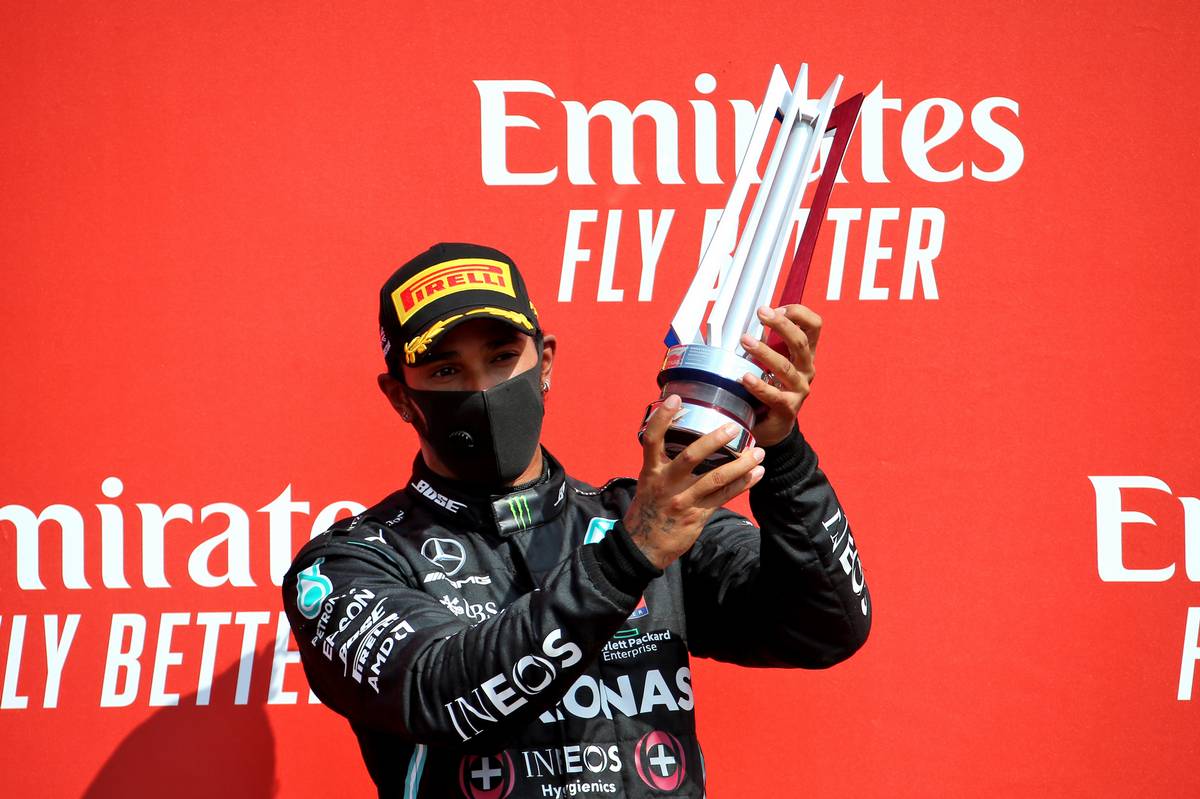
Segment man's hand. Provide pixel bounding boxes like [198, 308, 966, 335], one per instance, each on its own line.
[625, 395, 766, 570]
[739, 304, 822, 447]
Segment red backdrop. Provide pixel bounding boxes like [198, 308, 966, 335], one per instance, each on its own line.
[2, 2, 1198, 796]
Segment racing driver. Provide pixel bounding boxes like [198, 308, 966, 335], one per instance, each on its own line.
[283, 242, 871, 798]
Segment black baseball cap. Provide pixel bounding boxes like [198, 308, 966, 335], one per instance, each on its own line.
[379, 242, 541, 374]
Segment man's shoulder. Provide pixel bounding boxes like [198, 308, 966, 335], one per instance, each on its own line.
[286, 486, 424, 578]
[563, 472, 638, 530]
[340, 486, 415, 532]
[564, 471, 637, 498]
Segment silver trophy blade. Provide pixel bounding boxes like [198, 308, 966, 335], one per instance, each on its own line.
[643, 64, 862, 471]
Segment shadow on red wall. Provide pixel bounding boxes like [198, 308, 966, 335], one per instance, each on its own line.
[82, 644, 278, 798]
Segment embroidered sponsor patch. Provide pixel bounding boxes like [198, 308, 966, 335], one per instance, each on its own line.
[583, 517, 617, 544]
[390, 258, 515, 324]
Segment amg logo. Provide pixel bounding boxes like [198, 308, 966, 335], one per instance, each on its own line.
[423, 572, 492, 588]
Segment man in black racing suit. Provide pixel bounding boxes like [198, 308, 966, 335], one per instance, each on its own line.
[283, 242, 870, 798]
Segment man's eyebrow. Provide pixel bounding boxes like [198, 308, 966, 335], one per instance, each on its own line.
[486, 333, 523, 348]
[422, 349, 457, 365]
[422, 333, 522, 365]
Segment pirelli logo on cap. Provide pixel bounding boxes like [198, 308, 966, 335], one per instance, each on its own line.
[391, 258, 515, 324]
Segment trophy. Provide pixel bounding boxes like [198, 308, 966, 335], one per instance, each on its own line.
[641, 65, 865, 470]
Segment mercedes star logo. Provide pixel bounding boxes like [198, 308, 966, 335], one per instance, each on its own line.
[421, 538, 466, 576]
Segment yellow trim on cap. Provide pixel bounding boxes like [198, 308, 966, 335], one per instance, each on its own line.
[403, 307, 535, 364]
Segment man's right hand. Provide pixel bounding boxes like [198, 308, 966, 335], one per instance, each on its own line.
[625, 394, 766, 570]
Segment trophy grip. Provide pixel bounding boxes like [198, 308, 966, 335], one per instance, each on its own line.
[638, 343, 764, 473]
[638, 398, 757, 474]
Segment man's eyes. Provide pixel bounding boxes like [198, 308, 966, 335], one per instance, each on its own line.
[428, 352, 519, 380]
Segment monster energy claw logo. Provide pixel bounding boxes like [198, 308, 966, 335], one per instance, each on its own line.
[296, 558, 333, 619]
[507, 495, 533, 529]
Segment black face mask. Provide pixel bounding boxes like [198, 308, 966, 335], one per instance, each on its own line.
[404, 364, 545, 488]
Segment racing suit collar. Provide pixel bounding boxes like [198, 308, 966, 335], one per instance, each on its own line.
[406, 448, 570, 537]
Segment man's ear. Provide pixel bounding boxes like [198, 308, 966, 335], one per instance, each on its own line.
[377, 373, 414, 423]
[540, 333, 557, 389]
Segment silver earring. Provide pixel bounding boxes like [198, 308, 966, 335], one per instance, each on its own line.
[541, 380, 550, 393]
[401, 410, 411, 422]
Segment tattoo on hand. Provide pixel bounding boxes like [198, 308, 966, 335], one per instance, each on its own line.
[637, 501, 656, 534]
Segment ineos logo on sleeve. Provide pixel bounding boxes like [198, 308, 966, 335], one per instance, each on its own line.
[422, 538, 467, 576]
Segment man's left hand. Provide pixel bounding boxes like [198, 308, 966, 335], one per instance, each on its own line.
[739, 304, 822, 448]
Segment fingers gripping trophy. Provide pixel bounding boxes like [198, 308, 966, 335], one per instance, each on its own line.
[640, 64, 865, 471]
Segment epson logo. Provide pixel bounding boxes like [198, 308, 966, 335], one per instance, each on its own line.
[476, 68, 1023, 187]
[315, 587, 376, 660]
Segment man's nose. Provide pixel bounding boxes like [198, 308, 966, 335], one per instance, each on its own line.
[460, 369, 491, 393]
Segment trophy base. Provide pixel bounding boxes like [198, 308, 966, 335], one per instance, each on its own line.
[638, 344, 765, 473]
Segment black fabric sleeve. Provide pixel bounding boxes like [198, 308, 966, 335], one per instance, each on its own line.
[590, 518, 663, 598]
[680, 427, 871, 668]
[283, 537, 656, 752]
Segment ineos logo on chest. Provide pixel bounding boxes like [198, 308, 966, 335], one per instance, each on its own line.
[421, 537, 466, 576]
